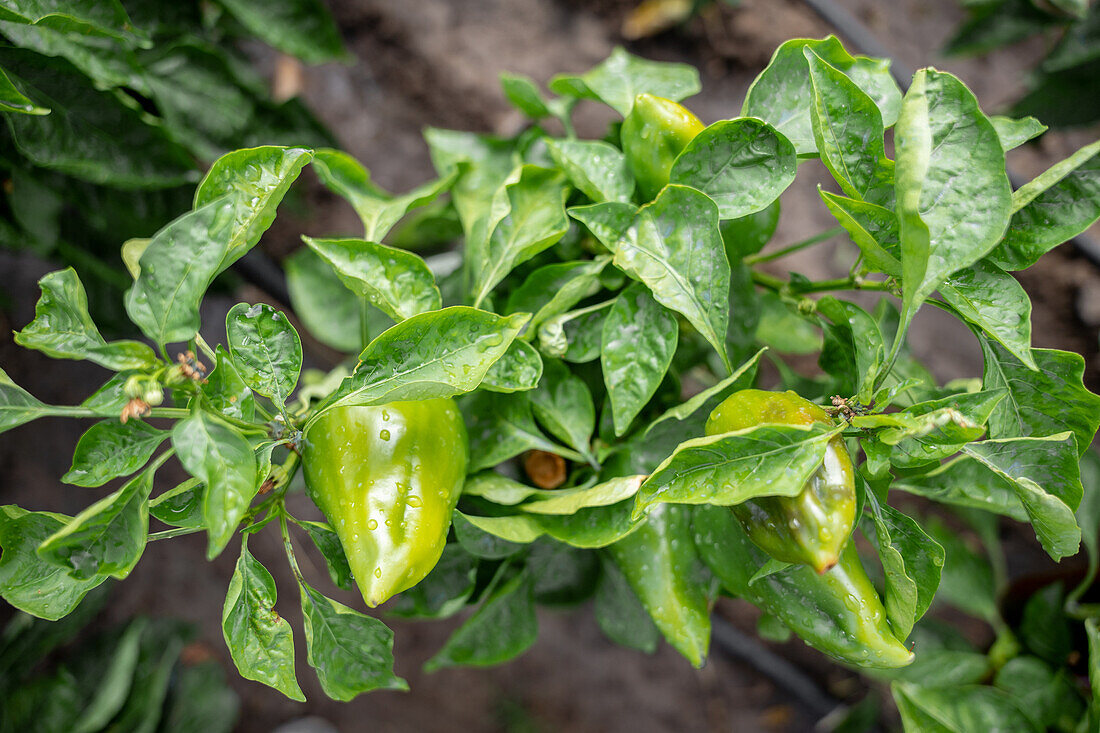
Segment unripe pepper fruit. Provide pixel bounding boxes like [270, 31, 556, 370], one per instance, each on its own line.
[620, 93, 705, 200]
[705, 389, 855, 573]
[302, 399, 468, 608]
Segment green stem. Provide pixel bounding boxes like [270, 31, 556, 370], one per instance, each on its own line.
[148, 526, 203, 542]
[750, 271, 894, 295]
[279, 513, 306, 584]
[194, 333, 218, 364]
[42, 406, 191, 420]
[743, 226, 844, 265]
[359, 296, 371, 352]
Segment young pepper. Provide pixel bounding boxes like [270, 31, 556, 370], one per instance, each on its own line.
[620, 93, 705, 200]
[705, 389, 855, 573]
[302, 399, 468, 608]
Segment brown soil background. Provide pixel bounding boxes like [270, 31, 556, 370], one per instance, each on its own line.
[2, 1, 1098, 731]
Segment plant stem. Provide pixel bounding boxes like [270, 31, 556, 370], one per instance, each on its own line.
[148, 526, 203, 542]
[279, 513, 306, 584]
[359, 296, 371, 352]
[744, 226, 844, 265]
[42, 405, 192, 420]
[194, 333, 218, 363]
[750, 271, 893, 295]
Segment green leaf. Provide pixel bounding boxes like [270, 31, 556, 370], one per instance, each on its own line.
[159, 660, 240, 733]
[424, 571, 537, 671]
[864, 498, 943, 640]
[819, 192, 901, 275]
[994, 656, 1082, 731]
[311, 149, 456, 241]
[284, 247, 362, 353]
[816, 296, 885, 401]
[0, 49, 193, 187]
[482, 339, 543, 393]
[464, 391, 562, 472]
[299, 582, 407, 700]
[548, 46, 700, 116]
[468, 165, 570, 307]
[520, 475, 644, 515]
[633, 423, 840, 517]
[506, 257, 609, 332]
[106, 618, 189, 733]
[193, 146, 313, 270]
[805, 48, 894, 207]
[172, 411, 258, 559]
[462, 472, 548, 506]
[963, 434, 1083, 560]
[594, 554, 660, 653]
[987, 139, 1100, 271]
[0, 506, 107, 620]
[546, 139, 634, 203]
[1019, 584, 1073, 667]
[981, 341, 1100, 455]
[63, 420, 167, 488]
[602, 283, 678, 436]
[894, 456, 1026, 523]
[892, 682, 1037, 732]
[530, 358, 596, 459]
[457, 502, 641, 549]
[201, 346, 256, 422]
[298, 520, 353, 591]
[214, 0, 346, 64]
[311, 308, 528, 421]
[882, 389, 1007, 468]
[669, 117, 797, 219]
[607, 505, 710, 667]
[894, 68, 1011, 336]
[500, 72, 552, 118]
[754, 291, 823, 354]
[939, 259, 1035, 368]
[37, 461, 159, 580]
[990, 115, 1046, 151]
[0, 0, 146, 43]
[452, 512, 530, 557]
[222, 538, 304, 701]
[423, 127, 516, 235]
[0, 367, 49, 436]
[720, 199, 780, 259]
[225, 303, 303, 407]
[0, 64, 46, 114]
[742, 35, 902, 156]
[148, 479, 204, 529]
[125, 200, 236, 345]
[571, 185, 731, 370]
[70, 618, 145, 733]
[645, 348, 765, 438]
[528, 540, 599, 606]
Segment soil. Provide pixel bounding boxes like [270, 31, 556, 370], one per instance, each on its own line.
[2, 1, 1098, 731]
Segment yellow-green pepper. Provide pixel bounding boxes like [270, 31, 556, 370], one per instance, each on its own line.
[302, 399, 468, 608]
[705, 389, 855, 573]
[620, 93, 705, 200]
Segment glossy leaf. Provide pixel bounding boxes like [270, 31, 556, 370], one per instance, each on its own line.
[805, 48, 893, 207]
[500, 72, 552, 118]
[424, 571, 537, 671]
[520, 476, 644, 515]
[215, 0, 346, 64]
[607, 505, 710, 667]
[480, 338, 543, 393]
[222, 538, 304, 701]
[312, 149, 456, 241]
[633, 423, 840, 516]
[202, 346, 256, 423]
[537, 301, 609, 363]
[457, 501, 641, 549]
[0, 368, 49, 436]
[864, 498, 943, 639]
[172, 411, 258, 559]
[882, 389, 1007, 468]
[546, 139, 634, 203]
[15, 268, 156, 370]
[981, 340, 1100, 455]
[990, 115, 1046, 151]
[939, 259, 1035, 368]
[819, 192, 901, 275]
[193, 146, 313, 270]
[530, 358, 596, 459]
[0, 506, 107, 620]
[297, 520, 353, 591]
[63, 420, 167, 487]
[505, 257, 609, 332]
[602, 283, 678, 435]
[894, 456, 1026, 523]
[670, 118, 797, 219]
[38, 462, 159, 580]
[548, 46, 700, 116]
[894, 69, 1011, 335]
[462, 472, 548, 506]
[311, 308, 528, 420]
[388, 543, 477, 619]
[645, 348, 765, 438]
[148, 479, 204, 530]
[988, 139, 1100, 271]
[125, 199, 236, 345]
[468, 165, 570, 307]
[816, 296, 884, 400]
[0, 63, 46, 114]
[226, 303, 302, 408]
[892, 682, 1036, 732]
[742, 35, 902, 155]
[594, 555, 660, 653]
[299, 582, 407, 700]
[464, 391, 562, 472]
[284, 247, 363, 353]
[571, 185, 731, 370]
[963, 434, 1083, 560]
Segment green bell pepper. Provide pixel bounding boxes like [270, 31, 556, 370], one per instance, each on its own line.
[302, 399, 468, 608]
[620, 92, 705, 200]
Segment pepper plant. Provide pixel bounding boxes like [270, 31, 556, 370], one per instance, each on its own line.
[2, 36, 1100, 728]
